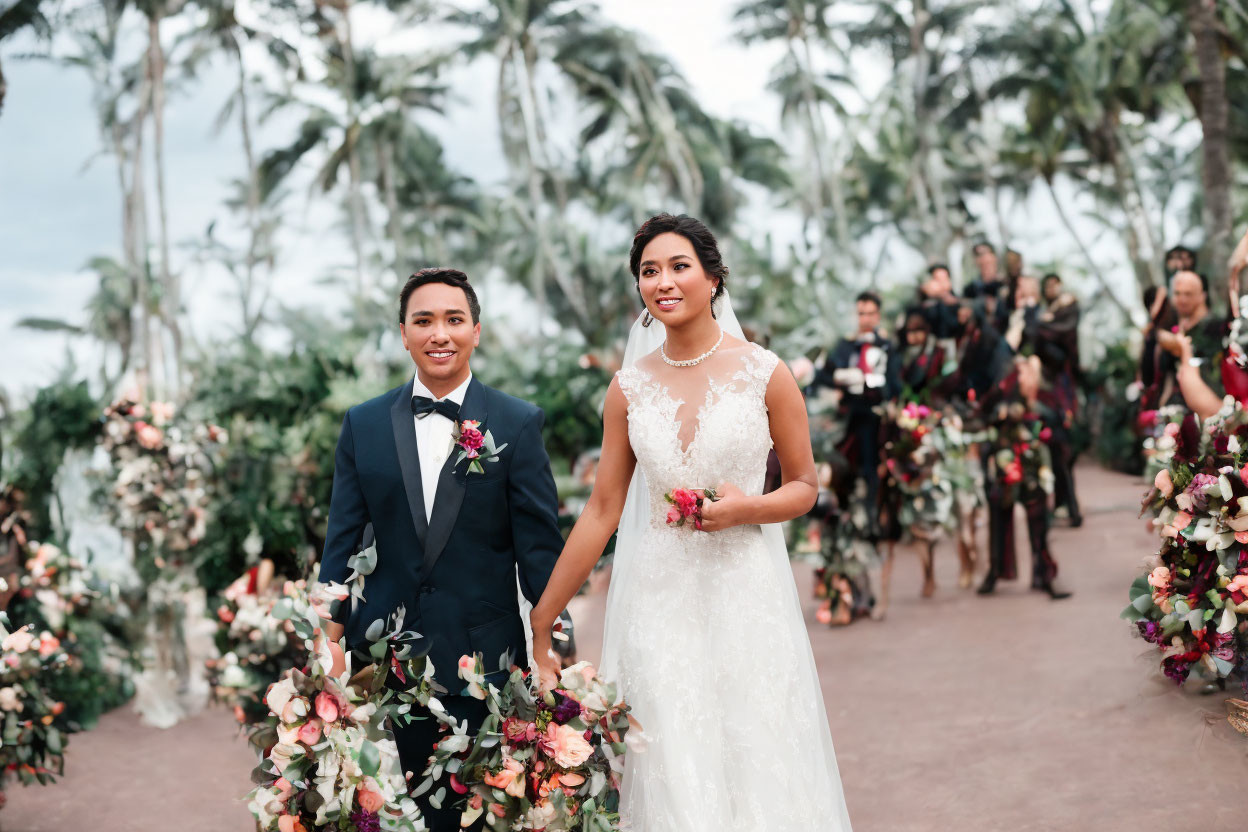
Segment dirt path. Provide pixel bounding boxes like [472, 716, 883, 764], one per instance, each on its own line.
[5, 465, 1243, 830]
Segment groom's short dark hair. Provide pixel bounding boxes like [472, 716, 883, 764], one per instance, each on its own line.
[400, 268, 481, 324]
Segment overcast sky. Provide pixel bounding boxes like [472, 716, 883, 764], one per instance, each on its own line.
[0, 0, 1175, 400]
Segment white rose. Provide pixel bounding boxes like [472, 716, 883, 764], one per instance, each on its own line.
[0, 687, 23, 712]
[265, 676, 297, 718]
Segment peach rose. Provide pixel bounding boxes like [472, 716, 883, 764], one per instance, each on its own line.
[297, 718, 322, 746]
[135, 422, 164, 450]
[276, 816, 306, 832]
[1172, 511, 1192, 531]
[356, 788, 385, 813]
[815, 601, 832, 625]
[1147, 566, 1171, 589]
[274, 777, 294, 802]
[483, 756, 527, 798]
[1154, 469, 1174, 498]
[314, 691, 339, 723]
[1236, 531, 1248, 545]
[1228, 575, 1248, 594]
[281, 696, 309, 724]
[540, 722, 593, 768]
[37, 633, 59, 658]
[1164, 421, 1181, 438]
[2, 628, 35, 654]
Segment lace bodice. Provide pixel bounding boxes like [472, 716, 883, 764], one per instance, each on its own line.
[617, 343, 780, 531]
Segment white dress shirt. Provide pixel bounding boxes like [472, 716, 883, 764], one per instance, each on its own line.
[412, 372, 472, 522]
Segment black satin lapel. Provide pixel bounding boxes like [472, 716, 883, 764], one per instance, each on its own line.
[422, 378, 488, 581]
[390, 381, 428, 548]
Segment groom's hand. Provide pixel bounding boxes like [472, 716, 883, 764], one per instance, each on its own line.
[698, 482, 746, 532]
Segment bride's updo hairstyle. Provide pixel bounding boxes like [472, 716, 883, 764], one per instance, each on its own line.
[629, 213, 729, 312]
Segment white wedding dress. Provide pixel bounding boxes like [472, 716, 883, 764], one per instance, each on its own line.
[601, 333, 853, 831]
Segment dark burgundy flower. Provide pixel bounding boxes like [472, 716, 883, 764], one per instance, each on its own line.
[1215, 435, 1230, 454]
[551, 692, 583, 725]
[1161, 656, 1191, 685]
[1136, 620, 1162, 644]
[351, 810, 381, 832]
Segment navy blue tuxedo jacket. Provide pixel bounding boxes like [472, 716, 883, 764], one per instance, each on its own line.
[317, 376, 563, 688]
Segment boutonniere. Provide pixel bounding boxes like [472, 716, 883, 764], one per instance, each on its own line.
[454, 419, 507, 474]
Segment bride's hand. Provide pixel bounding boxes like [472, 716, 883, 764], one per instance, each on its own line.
[699, 482, 747, 532]
[530, 626, 560, 692]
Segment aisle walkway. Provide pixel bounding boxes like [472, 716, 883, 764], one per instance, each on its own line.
[5, 466, 1243, 830]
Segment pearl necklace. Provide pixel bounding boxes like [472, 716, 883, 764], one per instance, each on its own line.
[661, 328, 725, 367]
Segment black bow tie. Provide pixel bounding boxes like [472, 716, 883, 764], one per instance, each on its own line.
[411, 395, 461, 422]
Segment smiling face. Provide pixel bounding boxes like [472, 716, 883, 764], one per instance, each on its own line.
[636, 232, 719, 327]
[400, 281, 480, 394]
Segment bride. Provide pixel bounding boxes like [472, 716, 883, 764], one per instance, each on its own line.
[529, 214, 853, 830]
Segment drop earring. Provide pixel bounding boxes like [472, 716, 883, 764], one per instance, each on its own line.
[642, 311, 654, 328]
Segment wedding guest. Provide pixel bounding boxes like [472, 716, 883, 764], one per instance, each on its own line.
[810, 291, 901, 536]
[977, 356, 1072, 600]
[964, 242, 1010, 331]
[1155, 270, 1226, 408]
[1164, 245, 1197, 278]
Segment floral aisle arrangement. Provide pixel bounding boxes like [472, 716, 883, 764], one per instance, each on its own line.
[1129, 400, 1248, 690]
[98, 396, 227, 583]
[207, 569, 313, 726]
[0, 602, 76, 810]
[8, 541, 138, 730]
[423, 656, 641, 831]
[98, 395, 228, 725]
[245, 587, 435, 832]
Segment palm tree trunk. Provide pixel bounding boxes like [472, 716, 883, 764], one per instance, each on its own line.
[1187, 0, 1232, 293]
[340, 1, 368, 296]
[148, 11, 180, 394]
[1106, 124, 1163, 288]
[233, 38, 263, 340]
[379, 139, 406, 279]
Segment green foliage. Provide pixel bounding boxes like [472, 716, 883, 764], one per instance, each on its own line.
[478, 341, 611, 471]
[1079, 342, 1142, 474]
[6, 381, 101, 539]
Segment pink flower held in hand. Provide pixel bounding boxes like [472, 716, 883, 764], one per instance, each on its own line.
[1154, 469, 1174, 499]
[314, 690, 339, 723]
[665, 506, 682, 525]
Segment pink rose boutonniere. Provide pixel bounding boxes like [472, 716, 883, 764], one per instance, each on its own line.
[455, 419, 508, 475]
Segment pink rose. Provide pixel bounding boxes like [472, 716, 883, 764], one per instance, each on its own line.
[665, 506, 681, 525]
[314, 691, 339, 723]
[1164, 421, 1181, 438]
[356, 788, 385, 813]
[1154, 469, 1174, 499]
[671, 488, 699, 517]
[539, 722, 593, 768]
[1172, 511, 1193, 531]
[1228, 575, 1248, 594]
[135, 422, 164, 450]
[37, 634, 59, 658]
[217, 605, 235, 624]
[1236, 531, 1248, 545]
[457, 421, 485, 458]
[297, 718, 322, 746]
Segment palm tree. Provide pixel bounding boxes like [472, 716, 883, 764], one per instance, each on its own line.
[732, 0, 856, 264]
[0, 0, 52, 116]
[442, 0, 597, 326]
[178, 0, 301, 341]
[1183, 0, 1233, 283]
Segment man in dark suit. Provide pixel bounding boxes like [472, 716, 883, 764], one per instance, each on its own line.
[318, 267, 566, 831]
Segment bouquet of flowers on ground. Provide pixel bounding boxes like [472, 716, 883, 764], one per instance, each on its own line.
[208, 566, 312, 726]
[0, 602, 75, 809]
[1128, 399, 1248, 689]
[8, 540, 138, 731]
[422, 656, 642, 830]
[662, 487, 719, 530]
[246, 586, 438, 832]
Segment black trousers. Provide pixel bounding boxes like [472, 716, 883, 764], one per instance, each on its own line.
[986, 490, 1058, 584]
[1051, 442, 1081, 519]
[391, 694, 491, 832]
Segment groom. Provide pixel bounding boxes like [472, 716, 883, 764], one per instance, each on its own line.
[318, 267, 567, 830]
